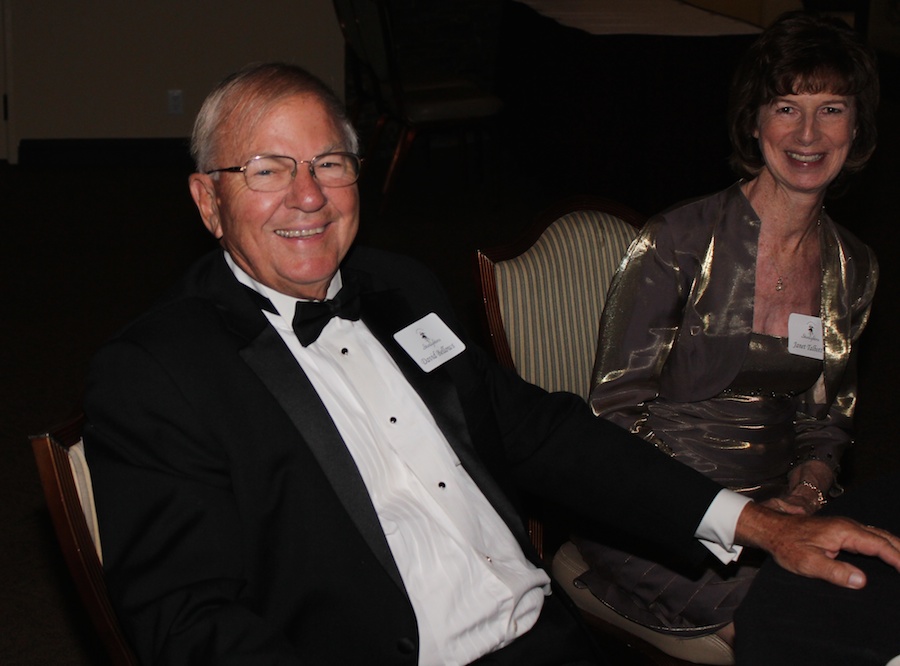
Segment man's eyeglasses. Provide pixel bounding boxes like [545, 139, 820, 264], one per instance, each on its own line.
[206, 152, 362, 192]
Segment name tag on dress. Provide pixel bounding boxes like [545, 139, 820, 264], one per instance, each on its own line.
[788, 313, 825, 360]
[394, 313, 466, 372]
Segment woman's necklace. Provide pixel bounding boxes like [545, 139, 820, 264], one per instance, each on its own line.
[770, 259, 788, 291]
[768, 214, 821, 292]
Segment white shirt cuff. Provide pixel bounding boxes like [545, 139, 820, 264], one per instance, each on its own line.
[694, 489, 753, 563]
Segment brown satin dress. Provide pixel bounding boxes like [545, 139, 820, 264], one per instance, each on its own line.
[575, 333, 822, 635]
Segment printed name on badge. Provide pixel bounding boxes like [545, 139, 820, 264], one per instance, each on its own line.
[394, 313, 466, 372]
[788, 313, 824, 360]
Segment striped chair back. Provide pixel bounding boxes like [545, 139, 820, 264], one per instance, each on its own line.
[477, 198, 644, 400]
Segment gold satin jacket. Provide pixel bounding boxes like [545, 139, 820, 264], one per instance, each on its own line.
[590, 182, 878, 470]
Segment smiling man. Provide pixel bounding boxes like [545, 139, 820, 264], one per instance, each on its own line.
[190, 87, 360, 301]
[83, 63, 900, 666]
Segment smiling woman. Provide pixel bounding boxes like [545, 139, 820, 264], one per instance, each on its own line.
[573, 11, 881, 654]
[728, 11, 879, 183]
[753, 92, 855, 199]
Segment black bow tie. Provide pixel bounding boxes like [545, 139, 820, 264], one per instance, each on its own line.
[291, 281, 361, 347]
[241, 279, 361, 347]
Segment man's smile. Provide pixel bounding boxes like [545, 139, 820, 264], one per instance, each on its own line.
[275, 225, 327, 238]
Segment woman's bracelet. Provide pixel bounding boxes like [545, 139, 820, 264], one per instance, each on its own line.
[799, 480, 827, 507]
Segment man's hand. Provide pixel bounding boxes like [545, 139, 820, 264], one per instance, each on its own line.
[735, 502, 900, 589]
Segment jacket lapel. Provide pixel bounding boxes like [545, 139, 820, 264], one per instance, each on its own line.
[239, 327, 406, 589]
[204, 256, 405, 590]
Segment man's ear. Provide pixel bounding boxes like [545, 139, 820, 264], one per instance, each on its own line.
[189, 173, 223, 239]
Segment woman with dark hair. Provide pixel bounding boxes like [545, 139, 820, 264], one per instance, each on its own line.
[574, 11, 880, 646]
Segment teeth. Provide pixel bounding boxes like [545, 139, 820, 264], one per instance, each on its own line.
[788, 152, 823, 163]
[275, 227, 325, 238]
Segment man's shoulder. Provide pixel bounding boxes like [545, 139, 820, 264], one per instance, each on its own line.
[107, 250, 248, 345]
[344, 245, 438, 290]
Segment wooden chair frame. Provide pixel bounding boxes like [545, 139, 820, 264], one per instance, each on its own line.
[30, 415, 139, 666]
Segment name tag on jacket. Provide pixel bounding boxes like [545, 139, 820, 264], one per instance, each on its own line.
[394, 313, 466, 372]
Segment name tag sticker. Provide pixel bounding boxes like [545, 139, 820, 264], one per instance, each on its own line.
[394, 313, 466, 372]
[788, 313, 824, 360]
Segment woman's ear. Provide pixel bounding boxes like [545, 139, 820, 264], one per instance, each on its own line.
[189, 174, 223, 239]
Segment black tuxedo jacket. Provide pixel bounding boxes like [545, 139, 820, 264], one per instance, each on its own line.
[84, 247, 721, 665]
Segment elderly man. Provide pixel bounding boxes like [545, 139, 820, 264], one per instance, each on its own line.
[84, 63, 900, 665]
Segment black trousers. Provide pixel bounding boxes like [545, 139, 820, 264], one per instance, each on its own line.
[735, 472, 900, 666]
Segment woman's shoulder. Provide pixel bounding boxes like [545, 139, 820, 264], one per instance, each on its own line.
[825, 216, 874, 255]
[644, 183, 746, 249]
[823, 216, 878, 285]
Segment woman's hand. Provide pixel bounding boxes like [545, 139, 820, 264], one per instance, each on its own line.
[761, 493, 818, 515]
[760, 486, 822, 516]
[763, 460, 834, 515]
